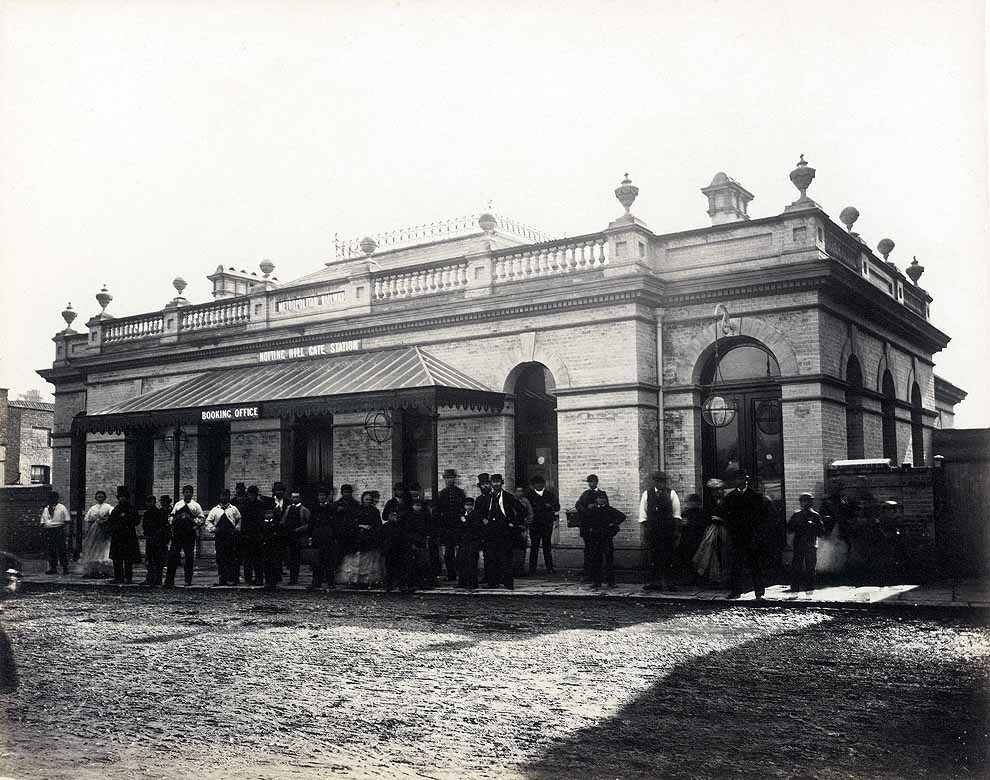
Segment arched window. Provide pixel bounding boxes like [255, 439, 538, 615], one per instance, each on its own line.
[911, 382, 924, 466]
[700, 342, 780, 383]
[845, 356, 864, 459]
[881, 370, 897, 462]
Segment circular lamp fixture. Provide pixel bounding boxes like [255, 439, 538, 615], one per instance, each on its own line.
[364, 410, 393, 444]
[702, 395, 737, 428]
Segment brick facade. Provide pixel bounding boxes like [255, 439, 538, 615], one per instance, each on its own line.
[1, 394, 54, 486]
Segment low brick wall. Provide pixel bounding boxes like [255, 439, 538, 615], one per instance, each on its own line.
[0, 485, 53, 556]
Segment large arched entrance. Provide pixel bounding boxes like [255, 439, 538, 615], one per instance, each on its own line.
[700, 339, 784, 507]
[512, 362, 558, 488]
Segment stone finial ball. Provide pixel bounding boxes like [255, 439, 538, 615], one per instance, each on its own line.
[172, 277, 187, 295]
[877, 238, 895, 259]
[839, 206, 860, 230]
[359, 236, 378, 257]
[259, 258, 275, 276]
[478, 213, 498, 234]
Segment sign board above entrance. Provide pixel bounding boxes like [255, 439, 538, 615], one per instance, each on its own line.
[201, 406, 261, 422]
[258, 339, 362, 364]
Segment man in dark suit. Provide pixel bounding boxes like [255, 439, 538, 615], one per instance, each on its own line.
[525, 475, 559, 574]
[434, 468, 466, 581]
[475, 473, 523, 590]
[239, 486, 266, 586]
[724, 472, 769, 600]
[575, 474, 608, 582]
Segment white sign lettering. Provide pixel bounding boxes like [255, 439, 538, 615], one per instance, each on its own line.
[201, 406, 260, 422]
[258, 339, 361, 363]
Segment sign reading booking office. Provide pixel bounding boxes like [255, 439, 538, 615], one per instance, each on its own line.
[201, 406, 261, 422]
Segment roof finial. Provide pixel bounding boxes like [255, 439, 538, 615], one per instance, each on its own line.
[614, 173, 638, 215]
[785, 154, 818, 211]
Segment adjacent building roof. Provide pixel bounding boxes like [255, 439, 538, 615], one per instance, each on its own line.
[8, 399, 55, 412]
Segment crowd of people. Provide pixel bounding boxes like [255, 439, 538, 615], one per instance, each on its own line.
[39, 468, 837, 596]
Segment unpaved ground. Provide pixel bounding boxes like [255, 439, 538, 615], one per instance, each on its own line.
[0, 590, 987, 779]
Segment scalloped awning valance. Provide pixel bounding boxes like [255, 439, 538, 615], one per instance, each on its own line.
[77, 346, 504, 433]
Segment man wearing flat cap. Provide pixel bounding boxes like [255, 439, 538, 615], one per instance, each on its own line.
[434, 469, 466, 581]
[638, 471, 681, 591]
[787, 492, 825, 593]
[576, 475, 608, 582]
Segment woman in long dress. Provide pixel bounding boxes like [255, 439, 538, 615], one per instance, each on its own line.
[338, 491, 383, 587]
[79, 490, 113, 578]
[692, 479, 731, 587]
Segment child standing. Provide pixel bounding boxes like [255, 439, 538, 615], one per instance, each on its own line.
[788, 492, 826, 593]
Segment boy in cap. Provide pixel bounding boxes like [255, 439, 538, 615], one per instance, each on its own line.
[405, 495, 434, 590]
[584, 493, 624, 588]
[380, 504, 406, 593]
[787, 492, 826, 593]
[576, 475, 608, 582]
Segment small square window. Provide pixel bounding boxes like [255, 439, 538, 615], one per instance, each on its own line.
[30, 465, 50, 485]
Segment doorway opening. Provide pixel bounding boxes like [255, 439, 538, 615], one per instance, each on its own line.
[197, 422, 230, 510]
[290, 415, 333, 505]
[513, 362, 558, 489]
[401, 409, 436, 498]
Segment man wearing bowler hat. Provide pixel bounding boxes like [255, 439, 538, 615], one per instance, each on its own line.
[434, 468, 466, 581]
[638, 470, 682, 591]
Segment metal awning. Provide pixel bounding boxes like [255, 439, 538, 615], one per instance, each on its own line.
[78, 346, 504, 433]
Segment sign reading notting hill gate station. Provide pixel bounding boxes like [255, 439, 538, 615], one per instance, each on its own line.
[257, 339, 362, 364]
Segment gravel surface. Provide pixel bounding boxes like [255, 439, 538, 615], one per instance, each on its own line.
[0, 590, 986, 779]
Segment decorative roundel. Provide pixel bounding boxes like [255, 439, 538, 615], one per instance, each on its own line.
[702, 395, 737, 428]
[364, 410, 393, 444]
[755, 399, 782, 436]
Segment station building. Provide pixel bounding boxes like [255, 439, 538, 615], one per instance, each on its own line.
[38, 158, 966, 568]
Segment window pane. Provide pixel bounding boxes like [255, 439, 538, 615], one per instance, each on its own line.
[716, 346, 780, 381]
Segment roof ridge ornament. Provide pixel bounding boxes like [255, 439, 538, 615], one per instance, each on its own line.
[614, 172, 639, 215]
[785, 154, 819, 212]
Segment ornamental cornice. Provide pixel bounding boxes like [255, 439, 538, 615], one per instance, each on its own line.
[40, 284, 663, 380]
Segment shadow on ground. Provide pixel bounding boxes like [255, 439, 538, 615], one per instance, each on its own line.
[521, 613, 990, 780]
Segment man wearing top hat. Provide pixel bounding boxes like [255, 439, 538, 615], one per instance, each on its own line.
[434, 468, 466, 581]
[723, 471, 768, 600]
[240, 486, 266, 585]
[475, 473, 523, 589]
[108, 486, 141, 584]
[268, 481, 289, 582]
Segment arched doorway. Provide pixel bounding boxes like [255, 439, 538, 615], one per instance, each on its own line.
[512, 363, 558, 489]
[700, 339, 784, 505]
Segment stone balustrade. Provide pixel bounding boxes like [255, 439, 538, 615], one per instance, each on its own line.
[493, 233, 609, 284]
[102, 313, 164, 344]
[372, 261, 469, 301]
[179, 299, 251, 332]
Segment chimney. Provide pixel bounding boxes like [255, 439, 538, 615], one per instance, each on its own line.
[701, 172, 753, 225]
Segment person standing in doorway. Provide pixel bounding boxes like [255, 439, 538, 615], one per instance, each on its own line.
[39, 491, 70, 575]
[525, 476, 559, 575]
[141, 494, 170, 587]
[434, 469, 466, 581]
[638, 471, 682, 591]
[477, 474, 522, 590]
[308, 485, 338, 591]
[108, 486, 141, 584]
[165, 485, 205, 588]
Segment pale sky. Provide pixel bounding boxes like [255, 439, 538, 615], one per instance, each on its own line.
[2, 0, 988, 427]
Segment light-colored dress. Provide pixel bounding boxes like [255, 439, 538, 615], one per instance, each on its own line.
[79, 502, 113, 577]
[693, 516, 730, 585]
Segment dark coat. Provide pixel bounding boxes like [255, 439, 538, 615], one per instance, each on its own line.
[141, 506, 170, 550]
[309, 501, 338, 548]
[352, 506, 382, 551]
[476, 489, 524, 542]
[434, 486, 467, 533]
[788, 508, 826, 552]
[576, 488, 609, 539]
[584, 504, 625, 539]
[239, 497, 267, 540]
[459, 510, 486, 545]
[404, 508, 431, 549]
[108, 502, 141, 562]
[723, 488, 769, 546]
[526, 488, 560, 531]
